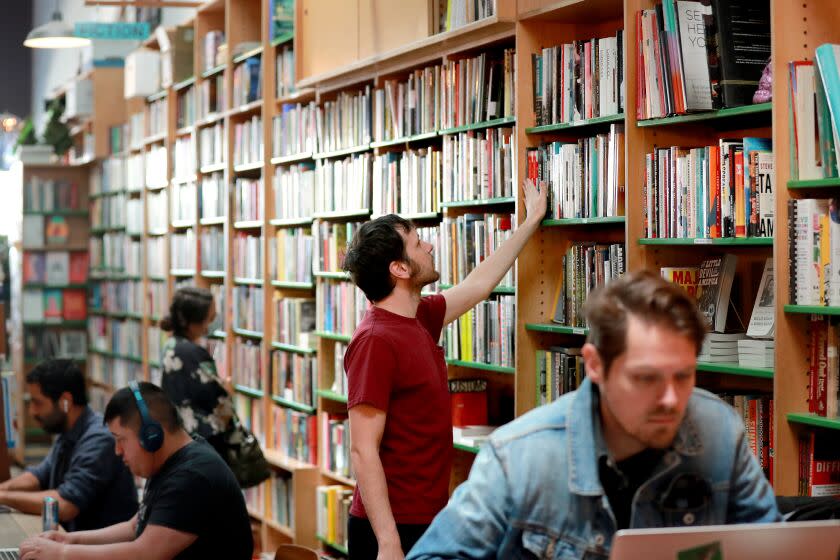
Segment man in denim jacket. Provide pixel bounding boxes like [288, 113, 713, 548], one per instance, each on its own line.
[408, 271, 780, 559]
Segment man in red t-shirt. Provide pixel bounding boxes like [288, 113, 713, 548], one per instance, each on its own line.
[342, 179, 547, 559]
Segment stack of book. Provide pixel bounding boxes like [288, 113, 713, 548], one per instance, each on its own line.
[314, 154, 372, 214]
[316, 87, 372, 153]
[643, 138, 774, 239]
[372, 148, 442, 217]
[788, 44, 840, 182]
[531, 31, 624, 126]
[273, 163, 315, 220]
[527, 126, 625, 220]
[636, 0, 770, 118]
[271, 406, 317, 464]
[273, 103, 317, 157]
[234, 116, 263, 166]
[698, 333, 746, 364]
[441, 127, 515, 202]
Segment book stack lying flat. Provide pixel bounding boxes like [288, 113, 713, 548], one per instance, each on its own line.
[699, 332, 747, 363]
[738, 339, 775, 369]
[452, 425, 497, 449]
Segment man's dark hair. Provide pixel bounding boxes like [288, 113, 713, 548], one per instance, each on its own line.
[160, 286, 213, 337]
[104, 382, 183, 433]
[584, 270, 708, 375]
[25, 359, 88, 406]
[343, 214, 414, 302]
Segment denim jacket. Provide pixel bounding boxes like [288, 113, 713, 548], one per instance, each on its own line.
[408, 378, 780, 559]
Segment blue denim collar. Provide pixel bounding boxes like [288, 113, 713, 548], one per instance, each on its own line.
[567, 378, 704, 496]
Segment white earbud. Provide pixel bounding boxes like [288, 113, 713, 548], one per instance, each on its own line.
[63, 400, 69, 413]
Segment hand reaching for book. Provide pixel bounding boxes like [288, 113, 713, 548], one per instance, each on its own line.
[522, 178, 548, 226]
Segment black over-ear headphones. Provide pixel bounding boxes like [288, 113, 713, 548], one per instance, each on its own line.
[129, 380, 164, 452]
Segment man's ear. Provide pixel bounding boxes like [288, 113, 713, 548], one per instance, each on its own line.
[388, 259, 410, 280]
[582, 343, 605, 385]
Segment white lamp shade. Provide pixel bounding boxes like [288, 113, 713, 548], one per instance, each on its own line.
[24, 14, 91, 49]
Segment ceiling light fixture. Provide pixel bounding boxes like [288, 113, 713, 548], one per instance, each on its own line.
[24, 3, 92, 49]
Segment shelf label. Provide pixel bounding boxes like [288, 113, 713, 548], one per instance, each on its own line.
[572, 327, 586, 335]
[693, 238, 713, 245]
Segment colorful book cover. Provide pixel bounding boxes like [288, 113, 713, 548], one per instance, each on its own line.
[661, 266, 701, 298]
[45, 216, 69, 245]
[43, 289, 63, 321]
[62, 290, 87, 321]
[23, 254, 46, 284]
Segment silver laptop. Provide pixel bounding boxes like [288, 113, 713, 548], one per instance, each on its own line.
[610, 520, 840, 560]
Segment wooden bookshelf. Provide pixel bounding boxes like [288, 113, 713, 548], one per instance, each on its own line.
[36, 0, 827, 551]
[771, 0, 840, 496]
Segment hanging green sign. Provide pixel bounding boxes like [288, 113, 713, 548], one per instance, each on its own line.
[74, 22, 150, 41]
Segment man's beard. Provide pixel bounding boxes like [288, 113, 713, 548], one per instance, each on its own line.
[409, 257, 440, 288]
[36, 409, 67, 435]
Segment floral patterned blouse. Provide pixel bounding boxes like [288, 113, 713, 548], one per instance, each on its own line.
[160, 336, 234, 453]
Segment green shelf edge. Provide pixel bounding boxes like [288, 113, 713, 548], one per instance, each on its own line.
[787, 413, 840, 431]
[696, 362, 773, 379]
[270, 395, 316, 414]
[441, 197, 515, 208]
[25, 283, 88, 290]
[23, 210, 88, 216]
[23, 321, 87, 328]
[313, 331, 352, 342]
[525, 323, 589, 336]
[201, 64, 226, 79]
[316, 536, 348, 555]
[446, 359, 514, 374]
[543, 216, 625, 226]
[87, 348, 143, 364]
[89, 190, 127, 199]
[234, 384, 264, 399]
[269, 217, 314, 227]
[313, 271, 350, 280]
[453, 442, 480, 454]
[313, 145, 371, 160]
[316, 389, 348, 403]
[270, 31, 294, 47]
[784, 305, 840, 317]
[439, 116, 516, 135]
[233, 328, 264, 339]
[438, 283, 513, 295]
[788, 178, 840, 189]
[638, 237, 773, 246]
[233, 46, 263, 64]
[370, 131, 439, 148]
[526, 113, 625, 134]
[271, 280, 314, 290]
[270, 341, 316, 355]
[637, 103, 772, 127]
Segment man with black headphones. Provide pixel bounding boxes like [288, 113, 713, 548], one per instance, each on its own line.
[0, 359, 137, 531]
[19, 382, 253, 560]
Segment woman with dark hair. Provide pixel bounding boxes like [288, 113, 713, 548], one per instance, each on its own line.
[159, 287, 232, 458]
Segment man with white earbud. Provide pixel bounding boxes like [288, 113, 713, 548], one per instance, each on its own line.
[0, 359, 138, 531]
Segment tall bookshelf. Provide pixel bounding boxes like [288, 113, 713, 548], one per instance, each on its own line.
[16, 164, 92, 464]
[771, 1, 840, 496]
[17, 0, 837, 554]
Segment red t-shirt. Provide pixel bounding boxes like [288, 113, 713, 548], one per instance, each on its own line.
[345, 294, 452, 525]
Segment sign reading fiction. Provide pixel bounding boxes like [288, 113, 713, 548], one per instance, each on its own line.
[74, 22, 150, 41]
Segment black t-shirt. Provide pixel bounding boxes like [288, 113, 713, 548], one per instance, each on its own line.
[136, 438, 253, 559]
[599, 448, 664, 530]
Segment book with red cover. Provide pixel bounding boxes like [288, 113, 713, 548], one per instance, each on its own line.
[802, 431, 840, 497]
[62, 290, 87, 321]
[449, 378, 488, 428]
[69, 253, 89, 284]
